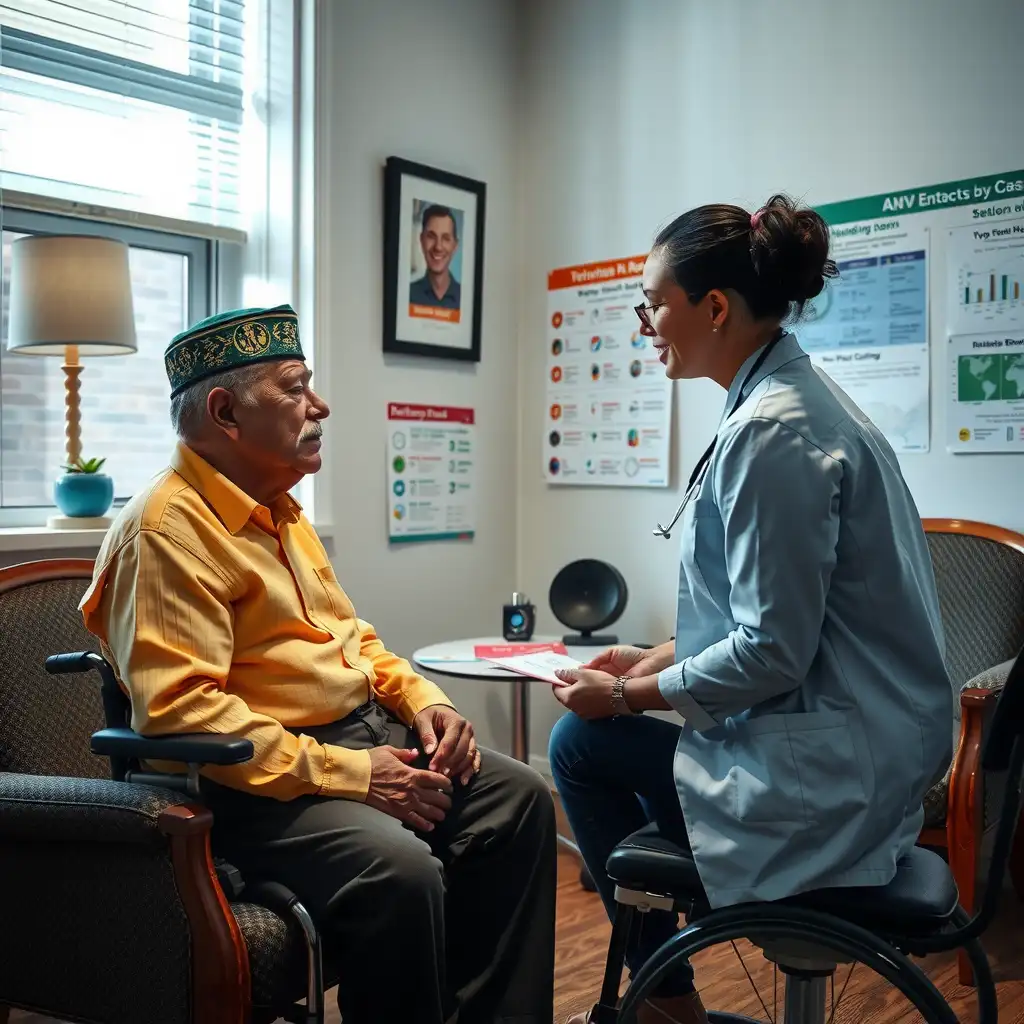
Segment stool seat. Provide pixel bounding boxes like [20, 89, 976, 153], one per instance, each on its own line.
[606, 824, 959, 937]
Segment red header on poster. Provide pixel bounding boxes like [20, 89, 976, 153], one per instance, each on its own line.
[547, 255, 648, 291]
[387, 403, 475, 425]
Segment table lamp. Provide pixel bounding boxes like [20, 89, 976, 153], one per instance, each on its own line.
[6, 235, 137, 529]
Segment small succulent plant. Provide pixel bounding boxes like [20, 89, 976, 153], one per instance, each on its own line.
[62, 456, 107, 474]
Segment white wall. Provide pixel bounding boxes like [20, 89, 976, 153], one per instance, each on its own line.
[516, 0, 1024, 770]
[314, 0, 521, 751]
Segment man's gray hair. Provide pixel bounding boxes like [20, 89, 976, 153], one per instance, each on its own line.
[169, 364, 265, 439]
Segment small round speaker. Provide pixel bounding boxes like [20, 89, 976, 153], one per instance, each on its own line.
[549, 559, 628, 646]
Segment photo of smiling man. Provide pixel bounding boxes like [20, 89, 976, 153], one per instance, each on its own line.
[409, 201, 463, 321]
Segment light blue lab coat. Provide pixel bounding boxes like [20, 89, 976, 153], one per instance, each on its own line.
[658, 333, 953, 909]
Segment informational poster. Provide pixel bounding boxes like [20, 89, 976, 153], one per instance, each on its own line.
[544, 255, 672, 487]
[946, 333, 1024, 451]
[815, 168, 1024, 455]
[386, 403, 476, 543]
[801, 226, 931, 453]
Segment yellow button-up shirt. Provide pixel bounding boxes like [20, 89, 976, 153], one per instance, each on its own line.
[80, 443, 453, 801]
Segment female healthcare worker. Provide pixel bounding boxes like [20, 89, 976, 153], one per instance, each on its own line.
[549, 195, 954, 1024]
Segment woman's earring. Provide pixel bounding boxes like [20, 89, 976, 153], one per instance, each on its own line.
[712, 326, 719, 333]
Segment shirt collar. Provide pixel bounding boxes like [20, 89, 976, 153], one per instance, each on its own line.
[170, 443, 302, 535]
[722, 331, 805, 421]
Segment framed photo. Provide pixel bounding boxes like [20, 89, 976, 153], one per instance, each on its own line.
[383, 157, 486, 362]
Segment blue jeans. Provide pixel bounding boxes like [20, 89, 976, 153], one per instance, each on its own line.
[549, 712, 695, 996]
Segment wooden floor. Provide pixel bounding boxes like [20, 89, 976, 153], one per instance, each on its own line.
[9, 852, 1024, 1023]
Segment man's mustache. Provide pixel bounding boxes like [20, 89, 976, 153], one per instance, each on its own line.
[300, 424, 323, 442]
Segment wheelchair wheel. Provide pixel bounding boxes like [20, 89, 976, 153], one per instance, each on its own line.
[616, 907, 960, 1024]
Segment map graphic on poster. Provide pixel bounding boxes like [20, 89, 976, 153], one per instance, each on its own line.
[386, 403, 476, 543]
[799, 228, 930, 453]
[946, 333, 1024, 452]
[544, 255, 672, 487]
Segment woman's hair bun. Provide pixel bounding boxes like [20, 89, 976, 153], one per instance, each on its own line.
[750, 194, 839, 309]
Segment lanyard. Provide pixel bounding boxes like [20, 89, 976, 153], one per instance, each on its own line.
[653, 331, 785, 540]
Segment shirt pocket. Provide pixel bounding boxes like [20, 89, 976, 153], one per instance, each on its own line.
[727, 710, 868, 826]
[313, 564, 356, 624]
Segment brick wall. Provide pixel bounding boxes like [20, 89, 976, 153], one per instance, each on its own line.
[1, 236, 182, 508]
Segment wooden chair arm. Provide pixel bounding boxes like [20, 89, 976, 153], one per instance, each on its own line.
[960, 686, 1001, 711]
[946, 687, 999, 851]
[158, 805, 252, 1024]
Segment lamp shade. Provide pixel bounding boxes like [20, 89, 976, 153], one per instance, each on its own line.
[6, 235, 137, 356]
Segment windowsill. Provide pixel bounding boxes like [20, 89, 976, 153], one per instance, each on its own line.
[0, 521, 336, 553]
[0, 525, 110, 552]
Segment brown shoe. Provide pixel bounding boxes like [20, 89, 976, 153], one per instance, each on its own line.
[565, 991, 708, 1024]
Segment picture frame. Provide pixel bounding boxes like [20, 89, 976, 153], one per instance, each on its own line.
[383, 156, 486, 362]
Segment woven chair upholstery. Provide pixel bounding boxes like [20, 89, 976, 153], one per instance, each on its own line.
[0, 568, 313, 1021]
[922, 532, 1024, 828]
[0, 575, 107, 778]
[233, 902, 310, 1007]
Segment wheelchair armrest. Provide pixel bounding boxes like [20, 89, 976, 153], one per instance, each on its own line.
[91, 727, 255, 766]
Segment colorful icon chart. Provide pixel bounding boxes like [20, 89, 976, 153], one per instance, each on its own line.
[544, 255, 672, 487]
[386, 403, 476, 542]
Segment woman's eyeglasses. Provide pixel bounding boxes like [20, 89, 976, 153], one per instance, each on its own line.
[634, 301, 667, 330]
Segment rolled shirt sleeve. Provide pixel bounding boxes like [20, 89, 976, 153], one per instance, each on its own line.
[358, 619, 455, 725]
[659, 417, 842, 730]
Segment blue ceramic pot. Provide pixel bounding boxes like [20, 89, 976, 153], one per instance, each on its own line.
[54, 473, 114, 518]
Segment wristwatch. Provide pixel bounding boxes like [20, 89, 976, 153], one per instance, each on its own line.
[611, 675, 637, 716]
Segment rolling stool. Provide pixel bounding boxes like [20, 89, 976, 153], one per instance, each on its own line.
[590, 647, 1024, 1024]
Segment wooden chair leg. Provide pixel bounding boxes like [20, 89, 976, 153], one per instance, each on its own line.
[1009, 806, 1024, 900]
[948, 819, 979, 986]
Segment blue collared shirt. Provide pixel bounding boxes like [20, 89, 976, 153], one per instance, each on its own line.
[409, 273, 461, 309]
[657, 333, 953, 907]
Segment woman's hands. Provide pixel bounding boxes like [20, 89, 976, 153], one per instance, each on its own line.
[551, 641, 677, 719]
[582, 641, 675, 679]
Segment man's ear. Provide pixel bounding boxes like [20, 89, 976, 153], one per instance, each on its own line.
[207, 387, 241, 439]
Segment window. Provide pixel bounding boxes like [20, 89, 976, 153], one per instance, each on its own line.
[0, 0, 250, 230]
[0, 208, 211, 521]
[0, 0, 306, 527]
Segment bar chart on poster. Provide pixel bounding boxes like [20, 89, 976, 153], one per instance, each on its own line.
[948, 223, 1024, 334]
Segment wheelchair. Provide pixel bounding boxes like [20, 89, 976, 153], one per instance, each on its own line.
[590, 648, 1023, 1024]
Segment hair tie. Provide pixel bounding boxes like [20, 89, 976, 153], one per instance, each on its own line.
[750, 209, 764, 229]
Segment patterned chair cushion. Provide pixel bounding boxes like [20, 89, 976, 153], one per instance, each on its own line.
[231, 900, 310, 1009]
[923, 658, 1015, 828]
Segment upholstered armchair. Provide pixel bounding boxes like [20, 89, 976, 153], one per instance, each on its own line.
[0, 559, 331, 1024]
[917, 519, 1024, 984]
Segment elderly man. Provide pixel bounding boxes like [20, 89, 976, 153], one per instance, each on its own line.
[80, 304, 557, 1024]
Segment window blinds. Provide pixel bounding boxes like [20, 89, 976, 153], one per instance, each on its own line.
[0, 1, 251, 233]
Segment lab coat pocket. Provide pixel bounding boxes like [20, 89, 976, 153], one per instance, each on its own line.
[687, 498, 727, 606]
[729, 710, 867, 826]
